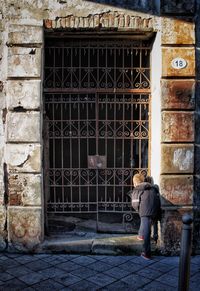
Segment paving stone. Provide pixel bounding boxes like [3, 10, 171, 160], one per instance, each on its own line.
[24, 260, 52, 271]
[0, 278, 27, 290]
[0, 254, 9, 261]
[87, 273, 116, 287]
[189, 280, 200, 291]
[71, 266, 98, 279]
[4, 253, 22, 258]
[71, 255, 96, 266]
[22, 288, 37, 291]
[129, 255, 155, 266]
[87, 255, 108, 260]
[191, 255, 200, 265]
[101, 280, 133, 290]
[119, 261, 144, 272]
[103, 266, 131, 279]
[45, 255, 73, 265]
[0, 272, 14, 282]
[100, 255, 130, 266]
[136, 267, 163, 280]
[190, 271, 200, 283]
[54, 273, 82, 286]
[158, 256, 180, 266]
[0, 258, 20, 269]
[87, 261, 113, 272]
[56, 261, 82, 272]
[167, 267, 179, 277]
[0, 281, 4, 286]
[18, 272, 45, 285]
[190, 265, 200, 277]
[14, 255, 39, 264]
[32, 254, 51, 259]
[31, 278, 65, 290]
[0, 253, 199, 291]
[6, 265, 31, 277]
[120, 273, 150, 289]
[70, 279, 99, 290]
[150, 261, 177, 273]
[139, 281, 173, 290]
[37, 267, 66, 279]
[155, 273, 179, 287]
[40, 255, 63, 263]
[66, 254, 80, 260]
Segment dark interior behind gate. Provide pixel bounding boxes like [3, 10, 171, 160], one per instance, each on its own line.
[43, 37, 151, 233]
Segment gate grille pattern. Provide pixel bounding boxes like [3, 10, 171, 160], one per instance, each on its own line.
[44, 39, 150, 214]
[44, 39, 151, 90]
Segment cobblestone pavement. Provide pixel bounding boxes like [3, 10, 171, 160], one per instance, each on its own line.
[0, 253, 199, 290]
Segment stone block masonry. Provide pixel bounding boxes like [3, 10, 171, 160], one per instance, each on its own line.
[160, 0, 196, 254]
[0, 0, 199, 255]
[1, 20, 44, 251]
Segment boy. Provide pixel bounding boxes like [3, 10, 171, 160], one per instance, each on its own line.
[131, 173, 161, 260]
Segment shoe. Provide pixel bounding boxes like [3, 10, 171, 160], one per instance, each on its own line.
[137, 236, 144, 241]
[141, 252, 151, 260]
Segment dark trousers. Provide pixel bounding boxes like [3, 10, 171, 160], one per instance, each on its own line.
[152, 220, 158, 242]
[139, 216, 152, 256]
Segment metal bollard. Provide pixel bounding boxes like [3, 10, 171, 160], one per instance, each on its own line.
[178, 213, 193, 291]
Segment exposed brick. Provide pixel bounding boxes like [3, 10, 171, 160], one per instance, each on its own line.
[8, 174, 41, 206]
[44, 13, 155, 31]
[44, 19, 52, 29]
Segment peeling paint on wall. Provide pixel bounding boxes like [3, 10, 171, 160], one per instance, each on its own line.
[173, 149, 193, 171]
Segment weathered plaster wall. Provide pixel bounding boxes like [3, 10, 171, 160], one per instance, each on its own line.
[0, 1, 44, 251]
[0, 0, 199, 253]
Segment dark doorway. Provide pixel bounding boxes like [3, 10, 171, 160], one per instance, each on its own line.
[43, 37, 151, 233]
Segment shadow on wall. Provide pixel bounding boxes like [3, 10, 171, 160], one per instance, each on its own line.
[85, 0, 160, 15]
[85, 0, 195, 22]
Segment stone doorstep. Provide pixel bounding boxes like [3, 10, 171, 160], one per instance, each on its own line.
[39, 234, 158, 255]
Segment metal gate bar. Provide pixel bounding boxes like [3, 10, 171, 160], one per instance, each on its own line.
[44, 38, 150, 216]
[44, 93, 149, 213]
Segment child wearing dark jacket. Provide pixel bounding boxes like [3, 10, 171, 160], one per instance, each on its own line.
[131, 173, 161, 260]
[145, 176, 162, 243]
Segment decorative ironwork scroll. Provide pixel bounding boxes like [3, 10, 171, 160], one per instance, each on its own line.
[44, 38, 150, 223]
[44, 39, 151, 91]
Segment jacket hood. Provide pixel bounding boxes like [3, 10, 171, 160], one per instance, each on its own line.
[135, 182, 152, 191]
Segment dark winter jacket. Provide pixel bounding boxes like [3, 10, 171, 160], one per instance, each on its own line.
[131, 182, 161, 219]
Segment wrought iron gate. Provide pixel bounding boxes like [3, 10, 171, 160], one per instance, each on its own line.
[44, 38, 151, 232]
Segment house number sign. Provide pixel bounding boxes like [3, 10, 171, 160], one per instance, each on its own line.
[171, 58, 187, 69]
